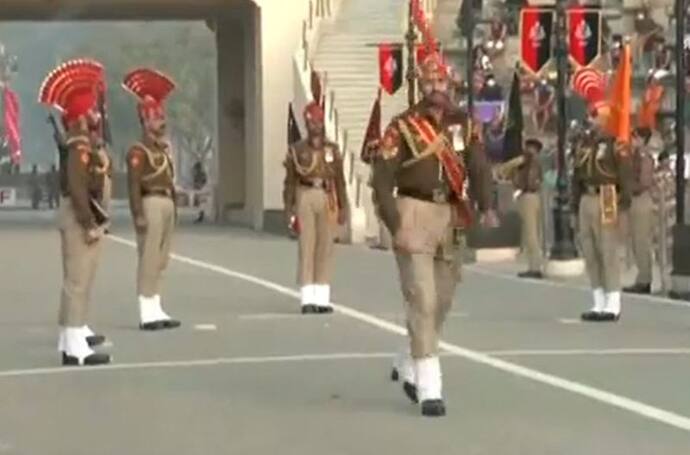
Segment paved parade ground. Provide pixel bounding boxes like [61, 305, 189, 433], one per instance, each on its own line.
[2, 209, 690, 454]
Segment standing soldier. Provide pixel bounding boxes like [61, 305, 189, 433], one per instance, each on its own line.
[572, 127, 632, 322]
[513, 139, 544, 278]
[623, 127, 655, 294]
[123, 68, 181, 331]
[282, 101, 348, 314]
[45, 164, 60, 209]
[371, 54, 498, 417]
[28, 164, 42, 210]
[39, 59, 111, 365]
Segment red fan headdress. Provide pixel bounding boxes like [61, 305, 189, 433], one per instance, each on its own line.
[572, 67, 608, 114]
[122, 68, 176, 121]
[303, 101, 324, 124]
[38, 59, 105, 123]
[411, 0, 447, 79]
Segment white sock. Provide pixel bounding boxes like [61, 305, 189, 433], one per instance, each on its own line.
[604, 291, 621, 315]
[64, 327, 94, 363]
[394, 348, 415, 384]
[300, 285, 315, 306]
[139, 295, 158, 324]
[416, 356, 443, 401]
[315, 284, 331, 308]
[152, 295, 172, 321]
[590, 288, 606, 313]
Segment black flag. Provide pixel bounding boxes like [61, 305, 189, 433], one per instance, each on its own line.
[360, 89, 382, 164]
[502, 72, 524, 162]
[287, 103, 301, 145]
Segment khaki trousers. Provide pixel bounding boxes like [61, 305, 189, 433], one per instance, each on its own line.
[518, 192, 543, 271]
[58, 198, 102, 327]
[578, 194, 621, 292]
[630, 192, 654, 285]
[102, 175, 112, 212]
[136, 196, 175, 297]
[296, 187, 335, 285]
[393, 197, 461, 359]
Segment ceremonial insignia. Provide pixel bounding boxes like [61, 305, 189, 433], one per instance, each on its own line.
[78, 147, 90, 165]
[325, 147, 334, 163]
[130, 152, 141, 168]
[380, 126, 400, 160]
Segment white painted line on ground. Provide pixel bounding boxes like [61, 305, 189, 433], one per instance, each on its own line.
[193, 324, 218, 331]
[108, 235, 690, 433]
[0, 352, 394, 379]
[468, 265, 690, 309]
[557, 318, 582, 325]
[238, 311, 468, 321]
[485, 348, 690, 357]
[238, 313, 310, 320]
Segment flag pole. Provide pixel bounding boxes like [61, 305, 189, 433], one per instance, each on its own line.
[405, 0, 417, 108]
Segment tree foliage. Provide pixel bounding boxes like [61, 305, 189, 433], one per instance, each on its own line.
[68, 22, 217, 170]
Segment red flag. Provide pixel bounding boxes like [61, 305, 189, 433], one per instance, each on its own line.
[310, 70, 323, 106]
[378, 44, 403, 95]
[3, 87, 21, 166]
[520, 8, 555, 76]
[567, 9, 603, 68]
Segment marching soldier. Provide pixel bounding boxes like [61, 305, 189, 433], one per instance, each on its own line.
[513, 139, 544, 279]
[282, 101, 348, 314]
[624, 127, 655, 294]
[371, 54, 497, 417]
[123, 68, 181, 331]
[39, 59, 111, 365]
[572, 127, 633, 322]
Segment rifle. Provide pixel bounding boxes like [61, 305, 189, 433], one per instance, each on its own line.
[47, 113, 68, 171]
[98, 90, 112, 147]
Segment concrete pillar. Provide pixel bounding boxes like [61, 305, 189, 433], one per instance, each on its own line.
[216, 14, 247, 219]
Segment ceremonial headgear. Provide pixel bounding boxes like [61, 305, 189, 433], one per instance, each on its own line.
[122, 68, 176, 122]
[38, 59, 105, 123]
[303, 101, 324, 124]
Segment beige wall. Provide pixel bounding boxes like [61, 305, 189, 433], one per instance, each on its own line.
[256, 0, 312, 213]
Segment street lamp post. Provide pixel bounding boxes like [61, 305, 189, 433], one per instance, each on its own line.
[549, 0, 579, 261]
[670, 0, 690, 300]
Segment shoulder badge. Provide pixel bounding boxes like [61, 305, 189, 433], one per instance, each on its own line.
[380, 125, 401, 160]
[129, 148, 143, 168]
[77, 146, 90, 166]
[324, 146, 334, 163]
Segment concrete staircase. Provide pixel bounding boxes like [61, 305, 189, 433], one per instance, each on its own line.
[313, 0, 409, 166]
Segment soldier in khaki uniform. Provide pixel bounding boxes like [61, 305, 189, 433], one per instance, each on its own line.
[623, 127, 655, 294]
[513, 139, 544, 279]
[572, 128, 633, 322]
[371, 55, 497, 417]
[123, 68, 181, 331]
[39, 59, 111, 366]
[283, 101, 348, 314]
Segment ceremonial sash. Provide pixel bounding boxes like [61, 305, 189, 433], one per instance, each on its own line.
[402, 115, 474, 227]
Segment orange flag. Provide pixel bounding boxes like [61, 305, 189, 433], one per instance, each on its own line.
[604, 44, 632, 144]
[637, 81, 664, 131]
